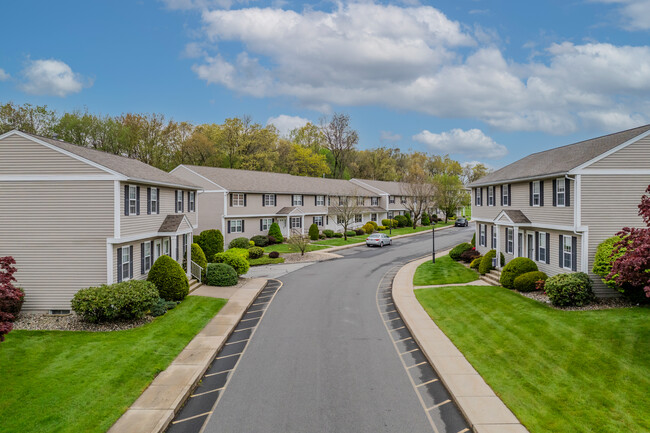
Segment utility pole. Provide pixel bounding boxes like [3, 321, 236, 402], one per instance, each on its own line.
[432, 223, 436, 263]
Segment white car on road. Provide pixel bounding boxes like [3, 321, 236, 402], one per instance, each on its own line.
[366, 233, 392, 247]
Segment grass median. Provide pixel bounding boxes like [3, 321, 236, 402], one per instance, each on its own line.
[415, 285, 650, 433]
[413, 254, 479, 286]
[0, 296, 226, 433]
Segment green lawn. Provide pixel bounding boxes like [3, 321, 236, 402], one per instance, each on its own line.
[248, 255, 285, 266]
[313, 222, 454, 247]
[263, 243, 331, 253]
[413, 255, 479, 286]
[0, 296, 226, 433]
[415, 286, 650, 433]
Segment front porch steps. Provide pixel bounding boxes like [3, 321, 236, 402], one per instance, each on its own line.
[480, 269, 502, 286]
[189, 278, 203, 293]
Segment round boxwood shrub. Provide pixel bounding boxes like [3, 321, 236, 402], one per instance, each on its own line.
[191, 243, 208, 278]
[459, 249, 481, 263]
[323, 229, 335, 238]
[478, 249, 505, 275]
[470, 257, 482, 269]
[355, 228, 365, 236]
[362, 222, 375, 234]
[499, 257, 538, 289]
[333, 232, 343, 238]
[405, 213, 413, 227]
[449, 243, 472, 261]
[268, 222, 284, 243]
[545, 272, 595, 307]
[592, 236, 626, 294]
[206, 263, 239, 286]
[368, 221, 379, 229]
[513, 271, 548, 292]
[421, 212, 430, 226]
[309, 223, 320, 241]
[71, 280, 159, 323]
[229, 237, 251, 249]
[381, 218, 398, 228]
[213, 251, 250, 275]
[250, 235, 269, 247]
[147, 255, 189, 301]
[345, 230, 356, 237]
[394, 215, 408, 227]
[268, 251, 280, 259]
[196, 229, 224, 261]
[248, 246, 264, 259]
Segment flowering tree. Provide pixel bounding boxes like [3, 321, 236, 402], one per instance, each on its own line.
[607, 186, 650, 299]
[0, 256, 23, 342]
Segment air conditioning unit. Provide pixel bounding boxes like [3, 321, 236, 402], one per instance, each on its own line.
[492, 257, 498, 268]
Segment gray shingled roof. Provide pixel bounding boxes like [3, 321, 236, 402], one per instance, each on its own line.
[501, 209, 531, 224]
[350, 178, 412, 196]
[21, 131, 200, 189]
[158, 215, 186, 232]
[469, 125, 650, 187]
[179, 165, 377, 196]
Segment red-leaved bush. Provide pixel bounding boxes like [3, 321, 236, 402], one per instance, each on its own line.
[608, 186, 650, 299]
[0, 256, 24, 342]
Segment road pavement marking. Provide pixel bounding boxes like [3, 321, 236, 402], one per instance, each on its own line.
[215, 353, 240, 360]
[416, 379, 439, 387]
[407, 361, 428, 369]
[191, 387, 224, 397]
[225, 339, 249, 345]
[400, 348, 420, 355]
[205, 370, 231, 377]
[396, 336, 413, 343]
[426, 399, 451, 410]
[172, 411, 212, 424]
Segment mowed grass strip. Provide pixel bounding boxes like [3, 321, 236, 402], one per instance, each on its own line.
[413, 255, 479, 286]
[248, 255, 285, 266]
[263, 243, 330, 253]
[415, 285, 650, 433]
[0, 296, 226, 433]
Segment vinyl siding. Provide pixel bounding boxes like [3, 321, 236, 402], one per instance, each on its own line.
[120, 183, 197, 236]
[0, 181, 113, 311]
[589, 135, 650, 169]
[581, 174, 649, 295]
[226, 193, 330, 216]
[112, 235, 191, 284]
[196, 191, 225, 235]
[0, 135, 106, 175]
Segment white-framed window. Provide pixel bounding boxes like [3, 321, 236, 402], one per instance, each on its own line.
[488, 186, 494, 206]
[337, 215, 345, 224]
[189, 191, 195, 212]
[400, 196, 407, 204]
[292, 195, 303, 206]
[479, 224, 486, 247]
[264, 194, 276, 206]
[532, 181, 541, 206]
[154, 239, 161, 261]
[538, 232, 547, 263]
[143, 242, 152, 273]
[476, 188, 482, 206]
[313, 216, 323, 226]
[502, 185, 509, 206]
[176, 190, 183, 212]
[261, 218, 273, 231]
[563, 236, 572, 269]
[182, 234, 188, 259]
[371, 197, 379, 206]
[506, 228, 513, 254]
[232, 193, 245, 207]
[316, 195, 325, 206]
[230, 219, 244, 233]
[150, 188, 158, 214]
[129, 185, 137, 215]
[290, 216, 302, 229]
[371, 213, 377, 222]
[491, 226, 497, 248]
[122, 247, 131, 280]
[163, 238, 170, 256]
[357, 196, 364, 206]
[389, 196, 395, 204]
[355, 214, 362, 223]
[556, 179, 565, 207]
[339, 196, 346, 206]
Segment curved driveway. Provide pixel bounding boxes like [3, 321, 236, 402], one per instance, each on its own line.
[204, 225, 474, 433]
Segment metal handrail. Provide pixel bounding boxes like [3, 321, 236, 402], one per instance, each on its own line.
[190, 260, 203, 283]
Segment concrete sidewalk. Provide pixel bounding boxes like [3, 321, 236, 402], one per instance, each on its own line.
[393, 252, 529, 433]
[107, 278, 267, 433]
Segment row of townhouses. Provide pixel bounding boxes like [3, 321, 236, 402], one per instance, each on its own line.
[0, 130, 417, 311]
[469, 124, 650, 297]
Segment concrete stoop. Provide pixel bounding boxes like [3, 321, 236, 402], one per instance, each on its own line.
[189, 278, 202, 293]
[480, 269, 502, 286]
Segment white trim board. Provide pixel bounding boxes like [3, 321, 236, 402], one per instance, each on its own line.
[170, 165, 228, 190]
[0, 174, 119, 181]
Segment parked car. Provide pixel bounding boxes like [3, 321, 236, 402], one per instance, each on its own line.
[455, 217, 469, 227]
[366, 233, 392, 247]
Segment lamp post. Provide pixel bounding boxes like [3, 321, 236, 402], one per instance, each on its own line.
[432, 222, 435, 263]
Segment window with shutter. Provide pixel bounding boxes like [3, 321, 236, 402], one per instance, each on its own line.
[117, 247, 123, 282]
[128, 185, 137, 215]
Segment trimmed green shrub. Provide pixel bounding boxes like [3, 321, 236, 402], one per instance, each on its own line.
[592, 236, 626, 293]
[449, 243, 472, 261]
[421, 212, 430, 226]
[229, 237, 251, 249]
[368, 221, 379, 229]
[249, 240, 255, 247]
[309, 223, 320, 241]
[471, 233, 476, 247]
[460, 249, 481, 263]
[355, 228, 365, 236]
[323, 229, 335, 238]
[191, 243, 208, 279]
[147, 255, 189, 301]
[268, 235, 278, 244]
[478, 249, 505, 275]
[196, 229, 224, 261]
[381, 219, 398, 228]
[500, 257, 538, 289]
[251, 235, 269, 247]
[248, 246, 264, 259]
[513, 271, 548, 292]
[268, 251, 280, 259]
[395, 215, 408, 227]
[213, 251, 250, 275]
[206, 263, 239, 286]
[319, 233, 326, 239]
[405, 213, 413, 227]
[545, 272, 595, 307]
[268, 222, 284, 243]
[470, 257, 482, 269]
[71, 280, 159, 323]
[378, 225, 387, 230]
[333, 233, 343, 238]
[150, 297, 178, 317]
[362, 222, 375, 234]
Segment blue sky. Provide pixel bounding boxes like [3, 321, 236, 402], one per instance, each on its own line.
[1, 0, 650, 169]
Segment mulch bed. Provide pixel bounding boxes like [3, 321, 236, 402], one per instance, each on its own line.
[517, 290, 637, 311]
[12, 313, 153, 332]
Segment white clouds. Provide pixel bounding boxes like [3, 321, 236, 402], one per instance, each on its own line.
[20, 59, 90, 97]
[0, 68, 9, 81]
[266, 114, 310, 137]
[413, 128, 508, 159]
[593, 0, 650, 30]
[184, 2, 650, 134]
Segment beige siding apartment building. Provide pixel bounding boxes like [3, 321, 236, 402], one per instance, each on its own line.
[0, 130, 200, 312]
[171, 165, 390, 245]
[350, 178, 415, 218]
[469, 125, 650, 296]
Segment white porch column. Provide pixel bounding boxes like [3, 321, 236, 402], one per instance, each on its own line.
[513, 226, 519, 258]
[495, 224, 502, 269]
[186, 233, 192, 277]
[106, 243, 114, 284]
[301, 215, 305, 235]
[171, 235, 178, 261]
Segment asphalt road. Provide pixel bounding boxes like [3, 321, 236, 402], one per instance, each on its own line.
[203, 224, 474, 433]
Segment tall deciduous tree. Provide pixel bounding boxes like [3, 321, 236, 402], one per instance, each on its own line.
[434, 173, 470, 222]
[0, 102, 57, 136]
[319, 113, 358, 179]
[462, 162, 490, 185]
[328, 194, 363, 240]
[401, 177, 436, 229]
